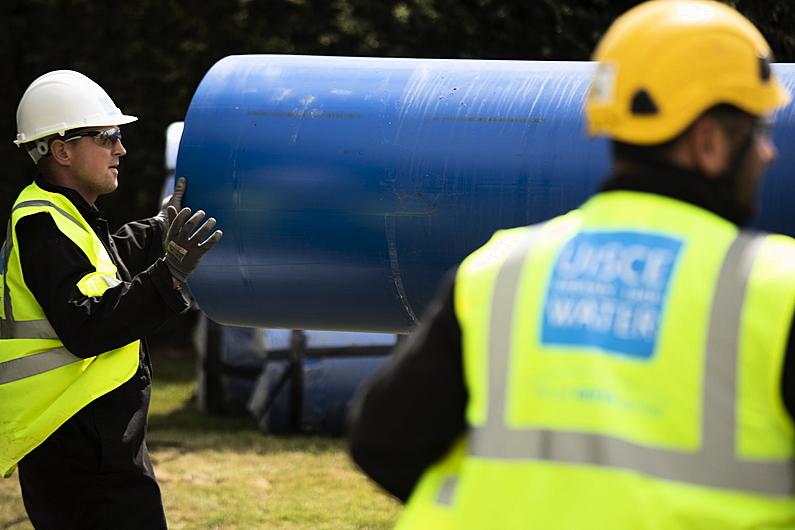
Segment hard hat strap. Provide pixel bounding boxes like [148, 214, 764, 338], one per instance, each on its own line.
[35, 139, 49, 156]
[26, 138, 50, 164]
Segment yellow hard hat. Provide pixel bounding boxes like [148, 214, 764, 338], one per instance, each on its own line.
[585, 0, 791, 145]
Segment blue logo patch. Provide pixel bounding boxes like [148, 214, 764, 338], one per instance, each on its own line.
[541, 231, 683, 359]
[98, 96, 119, 117]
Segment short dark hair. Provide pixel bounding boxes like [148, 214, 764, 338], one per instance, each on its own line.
[612, 104, 753, 164]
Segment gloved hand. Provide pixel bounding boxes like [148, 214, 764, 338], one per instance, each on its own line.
[154, 176, 187, 232]
[164, 205, 223, 284]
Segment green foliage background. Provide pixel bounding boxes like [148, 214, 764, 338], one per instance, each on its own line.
[1, 0, 793, 229]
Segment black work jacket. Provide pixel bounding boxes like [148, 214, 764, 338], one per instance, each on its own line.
[347, 169, 795, 502]
[11, 175, 187, 530]
[13, 175, 188, 364]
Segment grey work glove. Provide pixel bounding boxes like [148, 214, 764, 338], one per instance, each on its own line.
[164, 205, 223, 284]
[155, 176, 187, 233]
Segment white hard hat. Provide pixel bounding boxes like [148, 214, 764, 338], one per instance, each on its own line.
[14, 70, 137, 163]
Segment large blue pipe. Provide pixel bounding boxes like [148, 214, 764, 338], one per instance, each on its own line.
[177, 56, 795, 333]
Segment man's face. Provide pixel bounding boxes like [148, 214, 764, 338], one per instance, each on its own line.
[64, 127, 126, 200]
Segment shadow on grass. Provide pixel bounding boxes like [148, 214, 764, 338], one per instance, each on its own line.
[147, 398, 347, 456]
[147, 357, 347, 457]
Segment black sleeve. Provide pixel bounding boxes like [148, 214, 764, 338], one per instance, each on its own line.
[15, 212, 188, 358]
[780, 313, 795, 419]
[111, 217, 165, 277]
[348, 269, 468, 502]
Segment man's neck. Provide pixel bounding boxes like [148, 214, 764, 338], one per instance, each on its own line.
[601, 158, 747, 226]
[36, 174, 97, 212]
[39, 172, 96, 207]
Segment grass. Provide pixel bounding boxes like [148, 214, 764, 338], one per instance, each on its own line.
[0, 356, 402, 530]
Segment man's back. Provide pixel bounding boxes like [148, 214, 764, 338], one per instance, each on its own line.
[447, 188, 795, 528]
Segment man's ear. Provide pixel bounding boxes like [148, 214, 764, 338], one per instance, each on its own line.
[686, 116, 731, 178]
[50, 139, 71, 167]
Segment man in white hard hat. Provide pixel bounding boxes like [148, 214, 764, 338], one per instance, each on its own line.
[350, 1, 795, 529]
[0, 70, 222, 529]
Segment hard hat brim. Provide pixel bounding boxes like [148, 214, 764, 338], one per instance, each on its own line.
[14, 114, 138, 146]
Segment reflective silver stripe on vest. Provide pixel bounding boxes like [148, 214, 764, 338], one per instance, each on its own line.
[435, 477, 458, 507]
[1, 318, 58, 340]
[102, 275, 121, 289]
[469, 230, 795, 496]
[12, 200, 89, 234]
[0, 200, 101, 385]
[0, 347, 83, 385]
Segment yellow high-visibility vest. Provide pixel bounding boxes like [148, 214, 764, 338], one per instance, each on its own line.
[398, 191, 795, 529]
[0, 182, 139, 478]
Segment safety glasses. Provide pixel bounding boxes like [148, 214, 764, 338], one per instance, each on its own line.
[63, 128, 122, 148]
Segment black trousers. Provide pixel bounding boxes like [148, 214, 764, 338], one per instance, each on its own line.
[17, 360, 167, 530]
